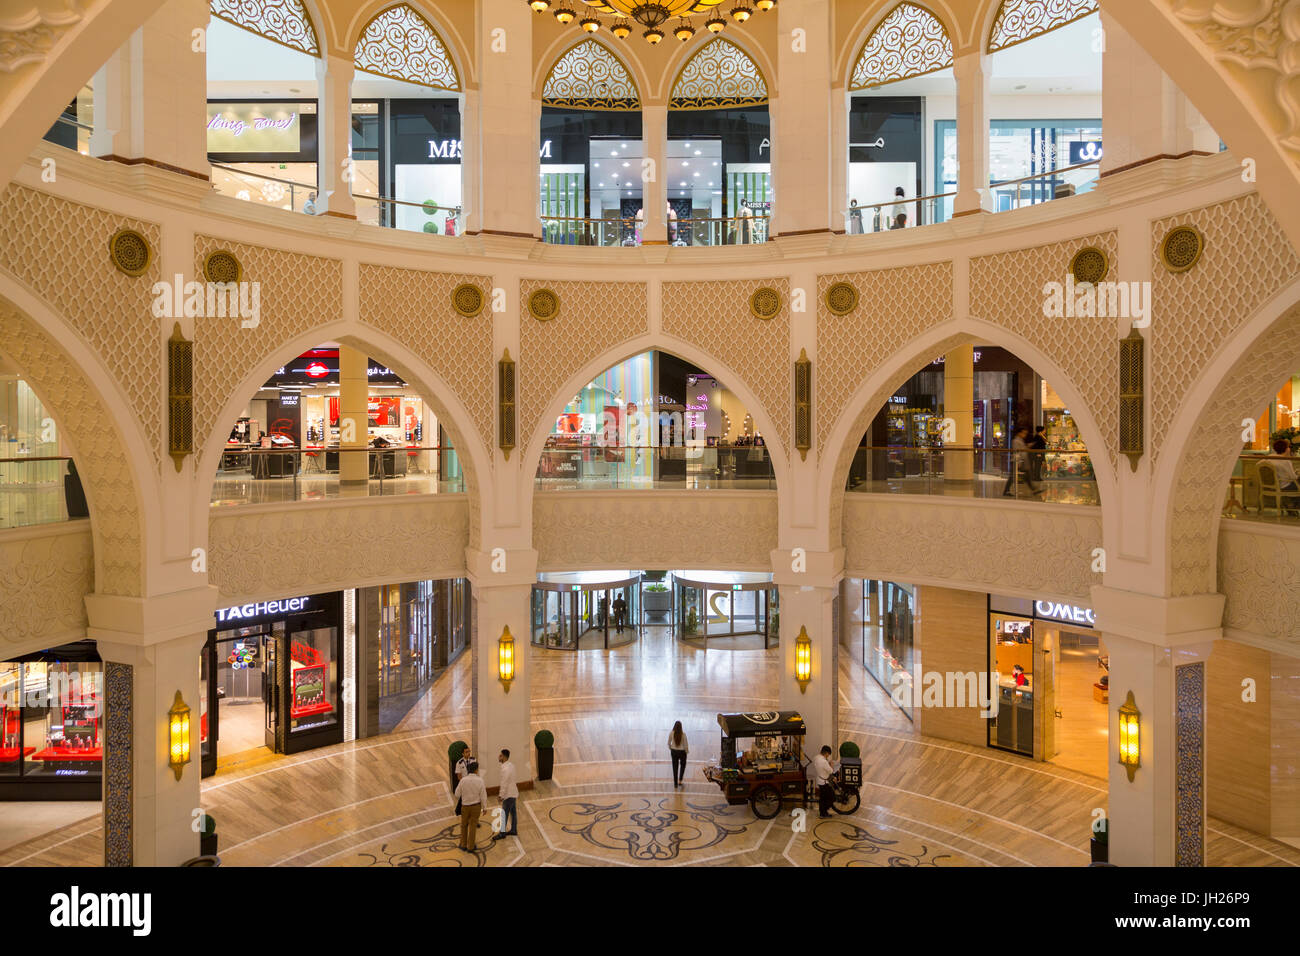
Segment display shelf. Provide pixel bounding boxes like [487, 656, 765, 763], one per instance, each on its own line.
[0, 746, 35, 763]
[289, 700, 334, 719]
[30, 747, 103, 761]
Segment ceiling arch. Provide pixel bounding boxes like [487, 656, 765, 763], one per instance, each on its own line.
[353, 2, 459, 91]
[849, 1, 954, 91]
[987, 0, 1098, 54]
[542, 38, 640, 110]
[670, 36, 767, 110]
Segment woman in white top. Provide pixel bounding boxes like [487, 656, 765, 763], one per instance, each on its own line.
[668, 720, 689, 789]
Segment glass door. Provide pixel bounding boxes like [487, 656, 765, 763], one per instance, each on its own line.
[262, 631, 278, 752]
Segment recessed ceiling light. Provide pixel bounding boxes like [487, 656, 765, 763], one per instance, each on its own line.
[712, 161, 718, 166]
[610, 150, 618, 156]
[693, 172, 700, 177]
[682, 161, 689, 166]
[684, 142, 691, 148]
[694, 150, 701, 156]
[622, 161, 629, 167]
[679, 181, 686, 186]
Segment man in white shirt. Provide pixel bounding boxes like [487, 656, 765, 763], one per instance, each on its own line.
[454, 760, 487, 852]
[812, 745, 839, 818]
[493, 749, 519, 840]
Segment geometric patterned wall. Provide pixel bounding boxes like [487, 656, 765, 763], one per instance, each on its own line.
[1175, 660, 1205, 867]
[103, 660, 133, 867]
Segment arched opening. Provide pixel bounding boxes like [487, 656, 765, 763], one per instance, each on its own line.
[533, 349, 774, 490]
[1222, 366, 1300, 523]
[209, 342, 464, 506]
[845, 345, 1098, 505]
[0, 363, 84, 528]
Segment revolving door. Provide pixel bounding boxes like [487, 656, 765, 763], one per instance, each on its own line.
[673, 572, 778, 648]
[531, 573, 641, 650]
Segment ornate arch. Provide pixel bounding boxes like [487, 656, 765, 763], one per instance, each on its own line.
[542, 39, 640, 110]
[670, 36, 768, 110]
[849, 2, 954, 91]
[354, 3, 460, 91]
[988, 0, 1098, 54]
[209, 0, 321, 56]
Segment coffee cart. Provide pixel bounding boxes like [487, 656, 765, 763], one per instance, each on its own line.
[703, 711, 861, 819]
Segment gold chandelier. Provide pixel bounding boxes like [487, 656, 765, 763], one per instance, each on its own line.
[529, 0, 773, 44]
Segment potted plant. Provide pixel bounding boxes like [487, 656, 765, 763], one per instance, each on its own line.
[1090, 816, 1108, 863]
[448, 740, 468, 788]
[535, 729, 555, 781]
[643, 581, 671, 620]
[839, 741, 860, 759]
[199, 812, 217, 857]
[684, 606, 699, 637]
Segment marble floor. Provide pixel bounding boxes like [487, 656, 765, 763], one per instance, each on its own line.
[3, 626, 1297, 868]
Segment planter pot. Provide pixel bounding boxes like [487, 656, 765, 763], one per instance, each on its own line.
[1090, 837, 1108, 863]
[536, 747, 554, 781]
[200, 832, 218, 857]
[181, 855, 221, 867]
[643, 590, 672, 619]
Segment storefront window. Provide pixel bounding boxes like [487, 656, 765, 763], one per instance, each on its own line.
[844, 579, 916, 721]
[847, 96, 925, 232]
[208, 99, 319, 212]
[288, 627, 337, 735]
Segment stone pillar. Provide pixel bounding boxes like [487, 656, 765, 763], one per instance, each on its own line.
[467, 546, 538, 792]
[952, 49, 992, 217]
[1092, 586, 1223, 866]
[467, 0, 537, 238]
[314, 54, 356, 219]
[88, 587, 216, 867]
[90, 0, 210, 180]
[641, 102, 668, 244]
[772, 0, 833, 237]
[773, 550, 843, 752]
[1099, 11, 1219, 177]
[943, 345, 974, 481]
[829, 84, 849, 233]
[339, 345, 368, 488]
[459, 88, 481, 234]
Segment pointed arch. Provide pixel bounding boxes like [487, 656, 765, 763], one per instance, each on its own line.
[354, 3, 460, 91]
[542, 38, 640, 111]
[988, 0, 1098, 54]
[670, 36, 768, 110]
[209, 0, 321, 56]
[849, 2, 954, 91]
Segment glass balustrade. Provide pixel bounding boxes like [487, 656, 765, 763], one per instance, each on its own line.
[539, 215, 770, 247]
[534, 444, 775, 491]
[210, 446, 463, 507]
[845, 446, 1099, 506]
[0, 457, 79, 529]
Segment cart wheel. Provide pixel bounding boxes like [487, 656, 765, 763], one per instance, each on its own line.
[832, 787, 860, 815]
[750, 785, 781, 820]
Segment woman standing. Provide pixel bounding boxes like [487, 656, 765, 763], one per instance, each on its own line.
[668, 721, 689, 789]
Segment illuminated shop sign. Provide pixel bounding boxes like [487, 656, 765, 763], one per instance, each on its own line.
[215, 597, 309, 624]
[1069, 140, 1103, 164]
[428, 139, 553, 160]
[1033, 600, 1095, 627]
[206, 103, 302, 153]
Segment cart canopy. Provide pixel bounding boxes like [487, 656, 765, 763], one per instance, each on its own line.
[717, 711, 806, 738]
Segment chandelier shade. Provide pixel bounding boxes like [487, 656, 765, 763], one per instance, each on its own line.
[582, 0, 724, 29]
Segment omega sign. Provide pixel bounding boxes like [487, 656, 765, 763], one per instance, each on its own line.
[429, 139, 553, 159]
[1034, 600, 1095, 627]
[215, 597, 309, 624]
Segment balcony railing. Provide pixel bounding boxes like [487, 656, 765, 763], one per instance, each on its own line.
[845, 190, 955, 233]
[1223, 453, 1300, 525]
[210, 445, 463, 507]
[42, 114, 92, 155]
[535, 443, 775, 490]
[845, 446, 1099, 506]
[992, 160, 1100, 211]
[209, 162, 318, 214]
[0, 456, 80, 529]
[539, 214, 770, 247]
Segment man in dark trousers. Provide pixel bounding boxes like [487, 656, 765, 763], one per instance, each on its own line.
[612, 594, 628, 633]
[812, 745, 839, 818]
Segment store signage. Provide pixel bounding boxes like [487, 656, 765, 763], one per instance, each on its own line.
[758, 138, 769, 154]
[849, 137, 886, 149]
[304, 362, 329, 378]
[428, 139, 553, 160]
[1069, 140, 1103, 164]
[206, 103, 302, 154]
[888, 395, 906, 404]
[215, 597, 309, 624]
[1034, 600, 1095, 627]
[279, 393, 299, 406]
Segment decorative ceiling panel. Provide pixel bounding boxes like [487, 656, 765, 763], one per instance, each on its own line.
[355, 4, 460, 91]
[671, 37, 767, 110]
[210, 0, 320, 56]
[543, 39, 640, 110]
[850, 2, 953, 90]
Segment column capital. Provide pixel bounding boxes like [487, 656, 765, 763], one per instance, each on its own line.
[1090, 585, 1225, 646]
[85, 586, 220, 647]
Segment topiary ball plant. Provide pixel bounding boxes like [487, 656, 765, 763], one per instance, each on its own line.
[422, 198, 440, 217]
[534, 729, 555, 749]
[423, 221, 439, 234]
[201, 813, 216, 836]
[839, 741, 860, 759]
[449, 740, 468, 761]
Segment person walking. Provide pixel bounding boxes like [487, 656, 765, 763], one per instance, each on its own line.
[1028, 425, 1048, 493]
[454, 760, 487, 852]
[668, 720, 689, 788]
[812, 745, 839, 818]
[890, 186, 907, 227]
[1002, 427, 1035, 497]
[612, 594, 628, 633]
[492, 749, 518, 840]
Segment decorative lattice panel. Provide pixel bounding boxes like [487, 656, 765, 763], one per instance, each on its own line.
[670, 37, 768, 109]
[517, 279, 649, 460]
[355, 4, 459, 91]
[0, 186, 163, 469]
[0, 525, 93, 653]
[850, 2, 953, 90]
[0, 299, 141, 596]
[970, 230, 1120, 474]
[359, 264, 494, 459]
[1167, 304, 1300, 596]
[1149, 194, 1299, 469]
[988, 0, 1098, 53]
[192, 236, 343, 459]
[1219, 526, 1300, 649]
[209, 0, 320, 56]
[662, 278, 790, 452]
[816, 262, 954, 457]
[543, 39, 640, 110]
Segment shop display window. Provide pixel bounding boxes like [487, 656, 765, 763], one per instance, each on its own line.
[0, 652, 104, 784]
[860, 580, 916, 721]
[288, 627, 337, 735]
